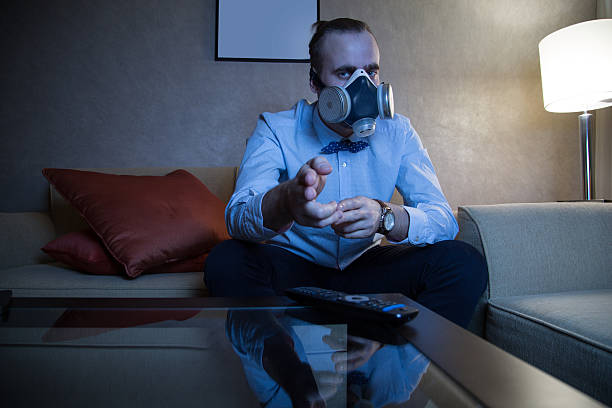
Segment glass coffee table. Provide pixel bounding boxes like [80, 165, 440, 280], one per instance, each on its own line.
[0, 292, 604, 407]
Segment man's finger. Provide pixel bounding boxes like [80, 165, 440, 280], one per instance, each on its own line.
[337, 197, 364, 211]
[298, 167, 316, 187]
[296, 166, 326, 197]
[290, 173, 321, 201]
[332, 209, 362, 226]
[304, 200, 337, 218]
[316, 371, 344, 385]
[333, 220, 368, 234]
[322, 335, 345, 350]
[304, 201, 342, 224]
[314, 210, 343, 228]
[331, 351, 347, 363]
[308, 156, 332, 175]
[304, 186, 317, 201]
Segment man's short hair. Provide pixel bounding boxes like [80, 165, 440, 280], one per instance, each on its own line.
[308, 18, 375, 89]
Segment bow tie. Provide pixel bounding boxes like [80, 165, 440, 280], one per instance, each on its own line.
[321, 139, 369, 154]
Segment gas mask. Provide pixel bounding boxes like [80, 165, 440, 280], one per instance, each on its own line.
[317, 69, 394, 137]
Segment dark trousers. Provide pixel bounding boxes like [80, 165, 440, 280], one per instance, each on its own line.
[204, 239, 488, 328]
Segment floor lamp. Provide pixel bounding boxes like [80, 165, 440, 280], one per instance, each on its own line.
[539, 19, 612, 200]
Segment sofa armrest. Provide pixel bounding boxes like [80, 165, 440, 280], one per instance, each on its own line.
[0, 212, 56, 269]
[456, 203, 612, 298]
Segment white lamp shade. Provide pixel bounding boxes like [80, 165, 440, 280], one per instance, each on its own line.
[539, 19, 612, 113]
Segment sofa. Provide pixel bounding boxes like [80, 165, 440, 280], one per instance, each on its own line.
[1, 167, 610, 404]
[456, 202, 612, 406]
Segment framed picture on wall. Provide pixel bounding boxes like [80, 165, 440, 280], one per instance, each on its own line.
[215, 0, 320, 62]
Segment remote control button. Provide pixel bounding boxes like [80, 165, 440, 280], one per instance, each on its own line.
[382, 304, 406, 312]
[343, 295, 369, 303]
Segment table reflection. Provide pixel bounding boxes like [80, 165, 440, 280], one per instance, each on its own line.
[226, 309, 430, 408]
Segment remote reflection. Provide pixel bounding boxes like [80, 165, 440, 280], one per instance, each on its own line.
[226, 310, 429, 408]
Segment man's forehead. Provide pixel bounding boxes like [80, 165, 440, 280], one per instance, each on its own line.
[320, 30, 380, 70]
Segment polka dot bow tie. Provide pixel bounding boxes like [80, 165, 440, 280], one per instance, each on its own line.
[321, 139, 370, 154]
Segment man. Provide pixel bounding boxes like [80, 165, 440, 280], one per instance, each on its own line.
[205, 18, 487, 328]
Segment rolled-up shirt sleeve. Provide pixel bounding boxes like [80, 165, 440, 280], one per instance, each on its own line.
[226, 116, 288, 242]
[390, 127, 458, 246]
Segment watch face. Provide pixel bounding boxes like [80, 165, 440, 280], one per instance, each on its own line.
[383, 211, 395, 231]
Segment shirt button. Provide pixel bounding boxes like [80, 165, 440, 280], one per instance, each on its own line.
[342, 162, 347, 168]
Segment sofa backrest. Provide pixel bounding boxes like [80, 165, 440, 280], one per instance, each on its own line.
[457, 202, 612, 298]
[0, 212, 56, 269]
[49, 167, 237, 236]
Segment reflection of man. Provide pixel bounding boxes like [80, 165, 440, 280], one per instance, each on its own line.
[226, 310, 341, 407]
[226, 310, 429, 408]
[205, 18, 487, 328]
[323, 327, 430, 407]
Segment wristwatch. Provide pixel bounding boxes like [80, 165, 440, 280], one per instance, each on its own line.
[374, 199, 395, 235]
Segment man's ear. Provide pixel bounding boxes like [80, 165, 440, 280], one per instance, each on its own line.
[310, 78, 321, 95]
[309, 66, 324, 96]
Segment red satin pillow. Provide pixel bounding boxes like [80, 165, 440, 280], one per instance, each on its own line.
[42, 169, 228, 278]
[42, 230, 209, 275]
[42, 230, 123, 275]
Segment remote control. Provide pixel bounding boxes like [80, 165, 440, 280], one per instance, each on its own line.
[285, 287, 418, 325]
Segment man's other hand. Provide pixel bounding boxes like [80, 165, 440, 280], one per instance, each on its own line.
[332, 196, 380, 238]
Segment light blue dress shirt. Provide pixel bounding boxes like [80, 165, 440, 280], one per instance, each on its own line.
[226, 99, 458, 270]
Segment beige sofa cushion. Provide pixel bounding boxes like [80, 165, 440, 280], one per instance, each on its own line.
[3, 263, 207, 297]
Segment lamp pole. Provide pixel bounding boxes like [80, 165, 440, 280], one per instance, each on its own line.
[579, 112, 595, 200]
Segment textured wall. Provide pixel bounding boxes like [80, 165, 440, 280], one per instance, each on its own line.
[0, 0, 598, 211]
[0, 0, 312, 211]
